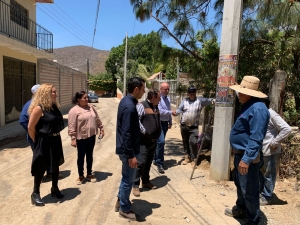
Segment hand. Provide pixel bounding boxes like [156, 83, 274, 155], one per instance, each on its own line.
[212, 99, 216, 105]
[128, 157, 138, 168]
[168, 124, 172, 129]
[100, 129, 105, 138]
[238, 160, 249, 175]
[71, 139, 77, 148]
[172, 110, 177, 116]
[270, 144, 278, 151]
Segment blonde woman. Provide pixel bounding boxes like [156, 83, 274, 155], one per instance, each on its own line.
[28, 84, 65, 206]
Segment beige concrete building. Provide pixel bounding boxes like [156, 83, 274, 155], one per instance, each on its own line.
[0, 0, 54, 127]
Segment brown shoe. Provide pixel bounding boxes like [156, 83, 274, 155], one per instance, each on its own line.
[86, 175, 96, 183]
[132, 187, 140, 197]
[115, 197, 120, 212]
[142, 182, 157, 189]
[119, 209, 140, 221]
[76, 176, 85, 185]
[182, 155, 191, 165]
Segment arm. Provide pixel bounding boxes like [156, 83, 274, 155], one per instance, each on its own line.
[120, 106, 136, 159]
[28, 106, 43, 142]
[92, 105, 105, 137]
[68, 108, 78, 147]
[136, 103, 146, 134]
[270, 114, 292, 148]
[158, 100, 172, 116]
[242, 108, 270, 165]
[199, 97, 214, 107]
[19, 101, 30, 132]
[175, 100, 185, 115]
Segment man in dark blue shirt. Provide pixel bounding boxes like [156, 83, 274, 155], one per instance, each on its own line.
[224, 76, 270, 225]
[19, 84, 40, 150]
[115, 77, 145, 221]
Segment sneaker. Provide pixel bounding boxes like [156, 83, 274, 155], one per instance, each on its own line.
[224, 206, 247, 219]
[142, 182, 157, 189]
[260, 196, 271, 206]
[115, 197, 120, 212]
[86, 175, 96, 183]
[132, 187, 140, 197]
[153, 161, 157, 166]
[119, 209, 140, 221]
[76, 176, 85, 185]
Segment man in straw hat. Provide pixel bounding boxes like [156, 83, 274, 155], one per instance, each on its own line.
[224, 76, 270, 225]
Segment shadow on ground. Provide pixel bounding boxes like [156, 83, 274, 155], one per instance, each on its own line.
[131, 199, 161, 222]
[271, 193, 288, 205]
[43, 170, 71, 183]
[93, 171, 113, 183]
[232, 208, 268, 224]
[165, 138, 184, 156]
[42, 187, 81, 204]
[142, 175, 170, 193]
[0, 134, 28, 150]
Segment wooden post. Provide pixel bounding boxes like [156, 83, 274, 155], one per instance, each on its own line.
[209, 0, 243, 181]
[268, 70, 287, 116]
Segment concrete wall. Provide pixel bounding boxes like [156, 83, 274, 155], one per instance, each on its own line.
[38, 59, 86, 111]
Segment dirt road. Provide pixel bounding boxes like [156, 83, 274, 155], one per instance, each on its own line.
[0, 98, 299, 225]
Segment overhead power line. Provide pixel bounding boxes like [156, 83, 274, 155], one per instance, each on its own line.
[91, 0, 101, 49]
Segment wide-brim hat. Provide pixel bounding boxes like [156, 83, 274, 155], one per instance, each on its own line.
[229, 76, 267, 98]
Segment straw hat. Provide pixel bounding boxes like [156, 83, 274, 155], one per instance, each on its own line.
[229, 76, 267, 98]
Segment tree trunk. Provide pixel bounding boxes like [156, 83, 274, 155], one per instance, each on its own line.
[268, 70, 287, 116]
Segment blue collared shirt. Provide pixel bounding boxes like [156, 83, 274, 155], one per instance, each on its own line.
[116, 94, 140, 158]
[158, 95, 172, 125]
[230, 97, 270, 164]
[19, 99, 33, 142]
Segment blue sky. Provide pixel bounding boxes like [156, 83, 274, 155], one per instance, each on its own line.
[36, 0, 180, 51]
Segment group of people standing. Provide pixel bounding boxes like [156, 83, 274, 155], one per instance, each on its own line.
[20, 84, 104, 206]
[19, 75, 291, 224]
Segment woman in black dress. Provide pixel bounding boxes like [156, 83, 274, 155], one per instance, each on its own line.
[28, 83, 65, 206]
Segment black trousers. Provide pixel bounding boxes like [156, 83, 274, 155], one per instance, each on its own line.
[76, 135, 96, 176]
[180, 124, 198, 160]
[134, 139, 157, 187]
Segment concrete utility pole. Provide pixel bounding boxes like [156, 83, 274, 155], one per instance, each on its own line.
[87, 58, 90, 92]
[210, 0, 243, 181]
[123, 33, 128, 97]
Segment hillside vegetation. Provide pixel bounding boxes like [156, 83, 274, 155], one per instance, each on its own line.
[53, 45, 110, 75]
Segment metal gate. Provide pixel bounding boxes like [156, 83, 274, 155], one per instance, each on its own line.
[4, 57, 36, 123]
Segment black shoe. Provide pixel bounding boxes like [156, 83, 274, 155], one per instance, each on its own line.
[153, 161, 157, 166]
[157, 165, 165, 174]
[31, 193, 45, 206]
[51, 186, 64, 199]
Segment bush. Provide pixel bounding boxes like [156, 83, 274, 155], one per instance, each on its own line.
[283, 98, 300, 126]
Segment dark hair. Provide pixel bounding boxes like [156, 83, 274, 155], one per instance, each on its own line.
[127, 77, 145, 94]
[261, 97, 270, 108]
[72, 91, 86, 104]
[147, 88, 159, 100]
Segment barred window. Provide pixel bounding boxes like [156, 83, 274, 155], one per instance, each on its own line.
[10, 0, 28, 29]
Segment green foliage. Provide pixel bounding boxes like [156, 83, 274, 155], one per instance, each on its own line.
[89, 73, 116, 91]
[283, 98, 300, 125]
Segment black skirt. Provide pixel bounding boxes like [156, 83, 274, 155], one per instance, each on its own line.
[31, 133, 64, 176]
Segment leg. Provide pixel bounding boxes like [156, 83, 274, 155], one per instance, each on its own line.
[233, 154, 247, 212]
[133, 142, 148, 188]
[76, 139, 87, 177]
[261, 154, 279, 201]
[236, 154, 260, 224]
[118, 155, 137, 212]
[142, 142, 157, 184]
[85, 135, 96, 175]
[32, 157, 47, 206]
[180, 124, 191, 156]
[189, 128, 199, 160]
[155, 129, 165, 166]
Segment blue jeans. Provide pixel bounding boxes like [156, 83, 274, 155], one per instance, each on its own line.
[154, 121, 169, 166]
[118, 154, 138, 212]
[261, 154, 279, 200]
[234, 154, 260, 225]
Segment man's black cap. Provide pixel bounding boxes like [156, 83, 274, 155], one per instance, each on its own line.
[188, 86, 197, 92]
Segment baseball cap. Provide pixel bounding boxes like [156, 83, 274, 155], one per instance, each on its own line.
[188, 86, 197, 93]
[31, 84, 40, 94]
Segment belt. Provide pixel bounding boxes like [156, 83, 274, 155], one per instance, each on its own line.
[181, 124, 198, 129]
[48, 132, 60, 137]
[232, 149, 244, 155]
[161, 121, 168, 123]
